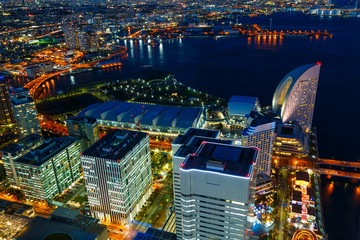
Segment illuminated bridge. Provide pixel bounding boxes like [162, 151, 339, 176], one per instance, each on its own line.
[273, 155, 360, 179]
[24, 46, 127, 99]
[317, 159, 360, 179]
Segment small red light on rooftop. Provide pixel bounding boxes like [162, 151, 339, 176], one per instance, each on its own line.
[316, 61, 322, 66]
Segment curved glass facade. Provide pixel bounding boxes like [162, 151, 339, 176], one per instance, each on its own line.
[272, 63, 321, 132]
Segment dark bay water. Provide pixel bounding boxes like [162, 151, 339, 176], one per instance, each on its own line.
[10, 14, 360, 239]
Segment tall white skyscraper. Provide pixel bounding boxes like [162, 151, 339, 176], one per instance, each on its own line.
[171, 128, 232, 239]
[179, 142, 258, 240]
[241, 112, 276, 175]
[11, 90, 42, 139]
[272, 63, 321, 132]
[81, 129, 152, 224]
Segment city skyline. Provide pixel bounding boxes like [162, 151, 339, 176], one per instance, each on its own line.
[0, 1, 358, 239]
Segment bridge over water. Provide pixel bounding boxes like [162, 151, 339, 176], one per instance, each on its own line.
[273, 156, 360, 179]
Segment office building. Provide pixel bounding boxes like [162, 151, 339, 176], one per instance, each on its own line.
[14, 137, 82, 201]
[171, 128, 232, 238]
[14, 207, 108, 240]
[272, 63, 321, 132]
[0, 77, 14, 125]
[241, 111, 276, 175]
[25, 61, 54, 79]
[228, 95, 260, 125]
[66, 116, 99, 151]
[11, 92, 42, 138]
[179, 142, 258, 240]
[81, 129, 152, 223]
[10, 87, 30, 98]
[273, 123, 309, 157]
[0, 134, 43, 186]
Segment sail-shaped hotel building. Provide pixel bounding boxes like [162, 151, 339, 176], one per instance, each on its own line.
[272, 63, 321, 132]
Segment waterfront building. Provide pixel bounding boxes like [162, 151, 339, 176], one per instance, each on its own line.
[171, 128, 232, 238]
[14, 207, 108, 240]
[14, 137, 82, 201]
[11, 92, 42, 138]
[0, 134, 43, 186]
[241, 111, 276, 175]
[179, 142, 258, 240]
[78, 101, 204, 135]
[0, 77, 14, 125]
[273, 123, 309, 157]
[66, 116, 99, 151]
[272, 63, 321, 132]
[81, 129, 152, 223]
[228, 95, 260, 125]
[25, 61, 54, 79]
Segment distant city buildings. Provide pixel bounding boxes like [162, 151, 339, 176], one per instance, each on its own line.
[241, 111, 276, 175]
[81, 129, 153, 223]
[62, 20, 99, 51]
[0, 77, 15, 125]
[272, 63, 321, 133]
[66, 116, 99, 151]
[179, 142, 258, 240]
[10, 89, 42, 138]
[171, 128, 232, 238]
[14, 137, 82, 201]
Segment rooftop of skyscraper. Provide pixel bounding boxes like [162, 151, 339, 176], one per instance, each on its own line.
[15, 137, 77, 166]
[66, 116, 97, 125]
[172, 128, 220, 146]
[0, 134, 42, 154]
[175, 136, 232, 158]
[13, 207, 108, 240]
[242, 111, 276, 136]
[82, 129, 147, 160]
[181, 142, 258, 177]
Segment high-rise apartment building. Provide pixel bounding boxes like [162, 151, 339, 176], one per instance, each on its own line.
[272, 63, 321, 132]
[241, 111, 276, 175]
[179, 142, 258, 240]
[14, 137, 82, 201]
[0, 77, 14, 125]
[81, 129, 152, 223]
[11, 91, 42, 138]
[0, 134, 43, 186]
[171, 128, 231, 238]
[66, 116, 99, 151]
[62, 21, 77, 49]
